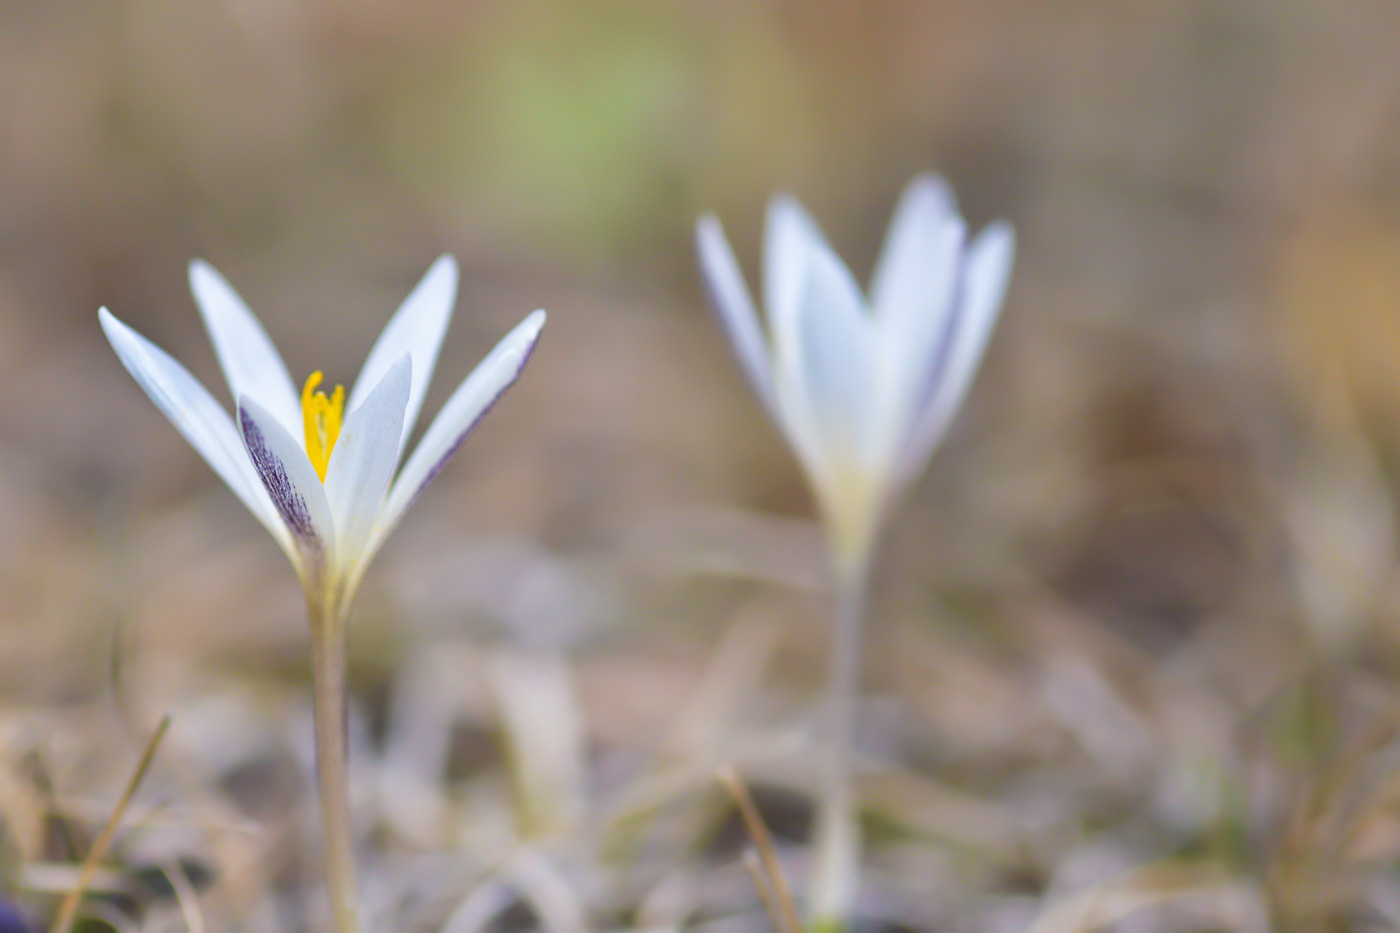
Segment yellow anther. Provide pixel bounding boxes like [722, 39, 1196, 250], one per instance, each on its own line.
[301, 371, 345, 482]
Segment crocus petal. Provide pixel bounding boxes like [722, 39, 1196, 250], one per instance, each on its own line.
[348, 255, 457, 455]
[898, 221, 1015, 486]
[764, 195, 828, 350]
[871, 177, 966, 369]
[868, 176, 967, 464]
[324, 355, 410, 575]
[189, 260, 302, 441]
[869, 174, 959, 323]
[99, 308, 294, 557]
[762, 196, 843, 482]
[794, 240, 879, 469]
[695, 215, 776, 417]
[371, 310, 545, 556]
[238, 394, 335, 574]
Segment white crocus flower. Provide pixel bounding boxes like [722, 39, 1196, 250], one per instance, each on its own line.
[698, 174, 1014, 567]
[100, 256, 544, 607]
[696, 174, 1014, 928]
[99, 256, 544, 933]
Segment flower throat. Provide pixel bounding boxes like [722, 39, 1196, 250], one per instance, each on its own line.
[301, 371, 344, 481]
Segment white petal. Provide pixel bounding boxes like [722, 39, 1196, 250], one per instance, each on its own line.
[99, 308, 293, 556]
[898, 222, 1015, 485]
[349, 255, 457, 454]
[869, 174, 959, 321]
[761, 196, 852, 483]
[794, 240, 879, 469]
[324, 355, 410, 574]
[695, 215, 776, 416]
[868, 176, 967, 463]
[237, 394, 335, 575]
[189, 260, 302, 440]
[764, 195, 828, 347]
[871, 178, 966, 358]
[372, 310, 545, 556]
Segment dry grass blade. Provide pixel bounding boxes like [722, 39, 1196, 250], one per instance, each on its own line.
[49, 713, 171, 933]
[158, 858, 207, 933]
[742, 850, 787, 932]
[717, 767, 801, 933]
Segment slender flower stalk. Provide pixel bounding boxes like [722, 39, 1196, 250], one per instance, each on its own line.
[809, 549, 871, 928]
[309, 588, 356, 933]
[697, 175, 1015, 929]
[100, 257, 545, 933]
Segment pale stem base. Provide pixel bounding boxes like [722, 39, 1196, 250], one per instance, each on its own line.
[808, 547, 873, 931]
[309, 594, 363, 933]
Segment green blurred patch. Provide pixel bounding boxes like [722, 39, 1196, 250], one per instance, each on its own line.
[373, 2, 697, 256]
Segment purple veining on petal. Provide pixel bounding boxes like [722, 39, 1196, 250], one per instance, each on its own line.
[408, 338, 540, 511]
[239, 406, 320, 547]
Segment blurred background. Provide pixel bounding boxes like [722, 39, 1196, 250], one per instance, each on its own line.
[3, 1, 1400, 930]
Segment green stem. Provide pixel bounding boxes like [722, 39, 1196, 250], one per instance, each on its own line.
[808, 545, 873, 931]
[308, 593, 362, 933]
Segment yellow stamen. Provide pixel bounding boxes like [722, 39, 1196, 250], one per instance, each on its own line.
[301, 371, 345, 482]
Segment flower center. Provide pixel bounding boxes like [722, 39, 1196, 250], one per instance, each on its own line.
[301, 371, 345, 482]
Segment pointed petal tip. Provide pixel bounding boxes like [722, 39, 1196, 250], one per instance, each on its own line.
[187, 258, 242, 317]
[985, 219, 1016, 246]
[767, 192, 804, 222]
[507, 310, 546, 352]
[902, 172, 957, 216]
[357, 351, 413, 410]
[766, 193, 828, 260]
[412, 255, 459, 308]
[501, 312, 546, 371]
[98, 306, 136, 343]
[388, 350, 413, 385]
[98, 313, 297, 553]
[695, 214, 733, 257]
[975, 220, 1017, 267]
[424, 253, 460, 287]
[907, 171, 952, 197]
[346, 251, 462, 442]
[97, 306, 129, 348]
[187, 257, 225, 295]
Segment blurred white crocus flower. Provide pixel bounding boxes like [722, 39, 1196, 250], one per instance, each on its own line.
[697, 175, 1014, 929]
[697, 175, 1014, 567]
[99, 256, 544, 933]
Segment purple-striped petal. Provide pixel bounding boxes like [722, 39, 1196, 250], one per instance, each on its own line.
[238, 395, 334, 575]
